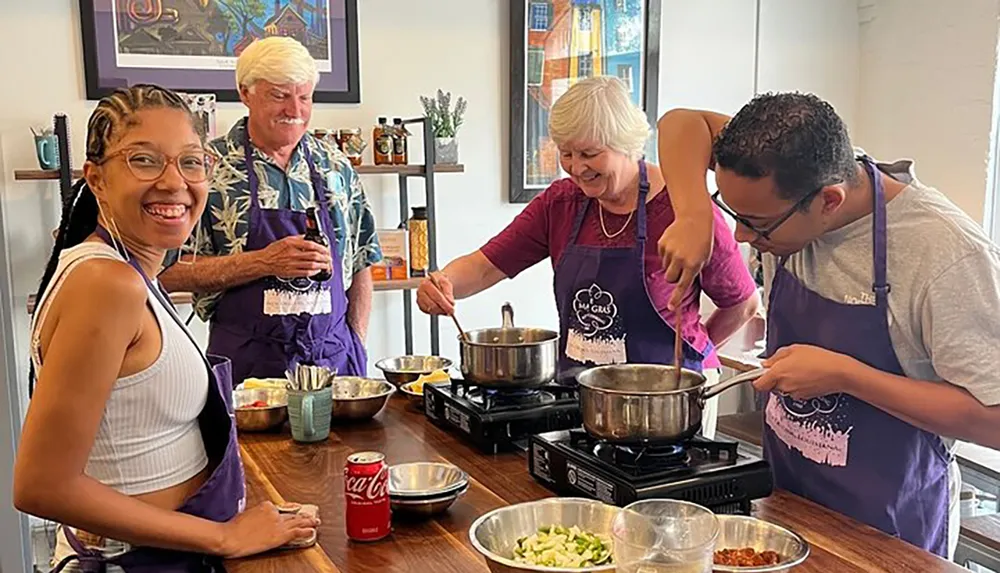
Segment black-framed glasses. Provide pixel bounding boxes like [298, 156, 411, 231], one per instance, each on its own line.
[96, 147, 217, 183]
[711, 187, 823, 241]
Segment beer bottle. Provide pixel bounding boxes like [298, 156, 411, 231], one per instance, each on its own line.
[304, 206, 332, 282]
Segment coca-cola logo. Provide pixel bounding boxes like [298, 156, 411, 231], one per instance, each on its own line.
[344, 465, 388, 502]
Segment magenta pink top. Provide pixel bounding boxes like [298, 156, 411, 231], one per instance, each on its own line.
[480, 179, 757, 368]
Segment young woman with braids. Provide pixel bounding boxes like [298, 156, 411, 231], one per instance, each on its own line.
[13, 85, 318, 572]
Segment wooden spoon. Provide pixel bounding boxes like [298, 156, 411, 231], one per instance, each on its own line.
[430, 273, 467, 341]
[674, 305, 684, 386]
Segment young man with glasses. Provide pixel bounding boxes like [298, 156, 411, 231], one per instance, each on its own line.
[656, 93, 1000, 560]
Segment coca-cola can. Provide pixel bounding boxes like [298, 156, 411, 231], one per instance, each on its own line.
[344, 451, 391, 541]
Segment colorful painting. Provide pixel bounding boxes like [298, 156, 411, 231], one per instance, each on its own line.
[508, 0, 660, 203]
[79, 0, 359, 103]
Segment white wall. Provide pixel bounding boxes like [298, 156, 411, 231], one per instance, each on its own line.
[856, 0, 1000, 223]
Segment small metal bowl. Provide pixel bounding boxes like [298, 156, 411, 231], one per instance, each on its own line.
[329, 377, 395, 421]
[234, 388, 288, 432]
[389, 462, 468, 499]
[469, 498, 619, 573]
[712, 515, 810, 572]
[375, 355, 453, 386]
[390, 484, 468, 518]
[399, 381, 424, 406]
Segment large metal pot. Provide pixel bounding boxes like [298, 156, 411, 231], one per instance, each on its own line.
[576, 364, 766, 444]
[459, 303, 559, 389]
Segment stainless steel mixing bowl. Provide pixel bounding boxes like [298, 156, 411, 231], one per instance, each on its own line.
[389, 462, 468, 498]
[233, 387, 288, 432]
[712, 515, 810, 572]
[390, 484, 468, 518]
[375, 355, 453, 386]
[329, 377, 395, 421]
[469, 498, 619, 573]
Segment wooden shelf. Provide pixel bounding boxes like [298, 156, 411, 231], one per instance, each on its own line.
[373, 278, 423, 291]
[13, 164, 463, 182]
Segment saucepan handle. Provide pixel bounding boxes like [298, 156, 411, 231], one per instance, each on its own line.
[501, 302, 514, 329]
[700, 367, 767, 403]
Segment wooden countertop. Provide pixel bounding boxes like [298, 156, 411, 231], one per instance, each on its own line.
[224, 397, 966, 572]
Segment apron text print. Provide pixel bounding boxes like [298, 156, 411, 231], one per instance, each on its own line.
[566, 283, 626, 364]
[766, 393, 852, 467]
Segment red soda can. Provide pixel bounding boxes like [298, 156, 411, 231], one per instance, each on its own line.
[344, 451, 391, 541]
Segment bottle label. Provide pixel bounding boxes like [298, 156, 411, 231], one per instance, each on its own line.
[376, 135, 393, 156]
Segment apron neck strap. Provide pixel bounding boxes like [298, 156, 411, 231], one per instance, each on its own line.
[863, 157, 890, 307]
[567, 159, 652, 244]
[93, 225, 215, 373]
[636, 159, 650, 242]
[242, 118, 330, 211]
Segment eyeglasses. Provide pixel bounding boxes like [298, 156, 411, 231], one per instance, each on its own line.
[711, 187, 823, 241]
[96, 147, 217, 183]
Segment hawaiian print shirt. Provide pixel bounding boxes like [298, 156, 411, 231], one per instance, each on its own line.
[177, 118, 382, 322]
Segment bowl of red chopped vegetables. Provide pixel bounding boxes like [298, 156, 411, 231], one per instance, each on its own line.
[234, 387, 288, 432]
[712, 515, 809, 572]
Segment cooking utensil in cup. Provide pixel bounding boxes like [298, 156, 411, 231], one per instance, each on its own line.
[287, 386, 333, 443]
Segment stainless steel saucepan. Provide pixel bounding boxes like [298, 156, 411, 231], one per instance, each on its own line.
[575, 364, 766, 444]
[459, 303, 559, 389]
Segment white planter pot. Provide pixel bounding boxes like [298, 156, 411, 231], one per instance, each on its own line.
[434, 137, 459, 165]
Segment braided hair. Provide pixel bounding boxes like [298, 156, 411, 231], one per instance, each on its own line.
[29, 84, 203, 395]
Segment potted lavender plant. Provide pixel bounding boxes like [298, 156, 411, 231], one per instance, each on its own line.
[420, 89, 467, 165]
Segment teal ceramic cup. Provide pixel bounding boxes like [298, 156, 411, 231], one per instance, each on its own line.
[35, 134, 59, 170]
[287, 387, 333, 443]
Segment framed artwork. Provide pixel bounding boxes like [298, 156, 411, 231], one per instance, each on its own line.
[508, 0, 661, 203]
[79, 0, 360, 103]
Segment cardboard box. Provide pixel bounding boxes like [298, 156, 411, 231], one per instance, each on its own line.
[373, 229, 408, 281]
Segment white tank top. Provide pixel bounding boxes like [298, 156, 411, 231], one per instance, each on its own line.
[30, 242, 210, 496]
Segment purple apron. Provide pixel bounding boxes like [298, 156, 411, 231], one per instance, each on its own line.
[53, 227, 247, 572]
[554, 160, 710, 373]
[760, 158, 950, 556]
[207, 122, 366, 387]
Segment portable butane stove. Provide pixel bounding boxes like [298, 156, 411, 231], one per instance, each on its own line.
[423, 376, 582, 454]
[528, 428, 773, 514]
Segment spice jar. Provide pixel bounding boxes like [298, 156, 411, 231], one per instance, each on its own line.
[408, 206, 429, 278]
[338, 128, 366, 167]
[391, 117, 409, 165]
[373, 117, 393, 166]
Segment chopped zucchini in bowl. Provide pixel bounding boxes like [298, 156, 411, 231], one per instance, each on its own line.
[512, 525, 613, 568]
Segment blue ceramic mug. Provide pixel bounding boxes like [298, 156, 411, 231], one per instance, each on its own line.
[35, 134, 59, 170]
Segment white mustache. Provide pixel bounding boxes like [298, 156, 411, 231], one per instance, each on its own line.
[276, 118, 305, 125]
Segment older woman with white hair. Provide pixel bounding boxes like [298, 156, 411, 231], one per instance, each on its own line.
[160, 37, 382, 386]
[418, 77, 759, 400]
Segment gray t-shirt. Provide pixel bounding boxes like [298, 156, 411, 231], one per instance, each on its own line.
[762, 156, 1000, 409]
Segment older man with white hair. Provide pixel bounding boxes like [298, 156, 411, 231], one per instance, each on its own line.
[161, 37, 382, 385]
[416, 77, 760, 413]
